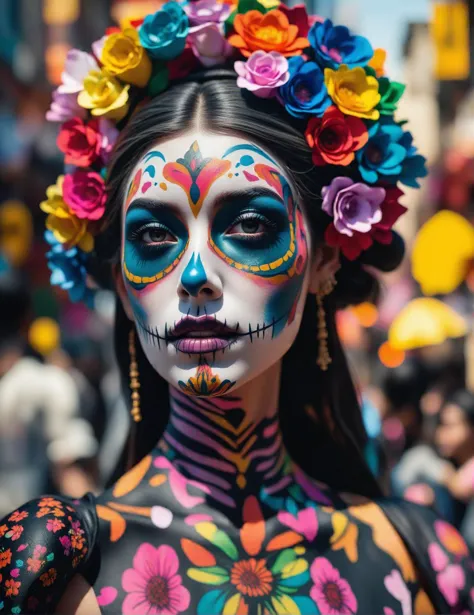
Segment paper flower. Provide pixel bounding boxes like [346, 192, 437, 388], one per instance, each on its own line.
[309, 19, 373, 69]
[325, 65, 380, 120]
[377, 77, 405, 115]
[369, 48, 387, 77]
[57, 118, 102, 167]
[356, 117, 428, 187]
[322, 178, 406, 260]
[168, 46, 199, 80]
[305, 105, 368, 166]
[40, 177, 94, 252]
[58, 50, 99, 94]
[188, 23, 233, 67]
[228, 9, 309, 58]
[46, 90, 87, 123]
[185, 0, 231, 26]
[139, 2, 189, 61]
[78, 69, 130, 121]
[62, 170, 107, 221]
[101, 28, 152, 87]
[45, 231, 93, 305]
[235, 50, 289, 98]
[97, 118, 119, 164]
[279, 4, 311, 37]
[278, 56, 331, 118]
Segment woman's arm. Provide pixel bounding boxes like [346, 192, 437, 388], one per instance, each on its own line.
[55, 575, 100, 615]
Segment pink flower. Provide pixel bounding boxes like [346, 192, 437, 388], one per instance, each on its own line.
[63, 170, 107, 221]
[98, 119, 119, 164]
[185, 0, 231, 27]
[122, 544, 191, 615]
[46, 90, 87, 123]
[428, 542, 449, 572]
[46, 518, 65, 534]
[189, 23, 233, 67]
[437, 564, 466, 606]
[59, 535, 72, 556]
[310, 557, 358, 614]
[58, 49, 99, 94]
[384, 570, 412, 615]
[235, 50, 289, 99]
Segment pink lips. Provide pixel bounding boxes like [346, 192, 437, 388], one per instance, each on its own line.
[169, 316, 237, 354]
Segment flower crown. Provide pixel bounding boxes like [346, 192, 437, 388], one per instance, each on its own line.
[42, 0, 427, 305]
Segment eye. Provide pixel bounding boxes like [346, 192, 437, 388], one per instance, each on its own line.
[130, 223, 177, 246]
[226, 212, 276, 237]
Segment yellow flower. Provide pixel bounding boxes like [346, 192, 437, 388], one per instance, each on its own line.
[325, 65, 381, 121]
[40, 176, 94, 252]
[101, 28, 152, 87]
[78, 69, 130, 121]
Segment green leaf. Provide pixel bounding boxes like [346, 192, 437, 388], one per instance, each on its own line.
[46, 553, 55, 562]
[377, 77, 406, 115]
[237, 0, 268, 15]
[148, 63, 169, 97]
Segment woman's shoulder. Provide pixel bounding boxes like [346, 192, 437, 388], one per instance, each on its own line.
[0, 493, 98, 614]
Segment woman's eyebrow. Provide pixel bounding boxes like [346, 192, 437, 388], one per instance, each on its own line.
[214, 187, 285, 208]
[126, 197, 180, 215]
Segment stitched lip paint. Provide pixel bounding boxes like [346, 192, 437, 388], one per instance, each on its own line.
[173, 337, 233, 354]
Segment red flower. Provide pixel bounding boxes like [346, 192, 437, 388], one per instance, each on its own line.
[8, 510, 28, 523]
[40, 568, 57, 587]
[324, 187, 407, 260]
[46, 518, 65, 533]
[168, 45, 198, 80]
[27, 558, 44, 573]
[57, 118, 102, 167]
[279, 3, 311, 37]
[5, 579, 21, 597]
[305, 106, 368, 167]
[10, 525, 24, 541]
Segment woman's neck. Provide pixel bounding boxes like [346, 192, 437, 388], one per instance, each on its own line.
[155, 362, 291, 516]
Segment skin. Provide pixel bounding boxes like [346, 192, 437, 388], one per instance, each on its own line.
[58, 131, 340, 614]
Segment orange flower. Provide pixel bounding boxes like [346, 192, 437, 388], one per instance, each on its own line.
[230, 558, 273, 597]
[9, 510, 29, 523]
[0, 524, 8, 537]
[36, 507, 51, 518]
[0, 549, 12, 568]
[5, 579, 21, 597]
[40, 568, 57, 587]
[228, 10, 309, 58]
[27, 558, 44, 573]
[39, 498, 62, 508]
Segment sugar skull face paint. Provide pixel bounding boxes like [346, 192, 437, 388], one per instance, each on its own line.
[121, 134, 311, 396]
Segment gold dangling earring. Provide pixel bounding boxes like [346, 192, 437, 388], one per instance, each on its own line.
[129, 328, 142, 423]
[316, 276, 336, 372]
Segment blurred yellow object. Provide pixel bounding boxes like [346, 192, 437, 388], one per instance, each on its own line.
[0, 200, 33, 267]
[412, 211, 474, 295]
[378, 342, 405, 368]
[28, 318, 61, 357]
[368, 48, 386, 78]
[112, 0, 166, 24]
[43, 0, 80, 25]
[388, 298, 468, 351]
[350, 302, 378, 328]
[432, 1, 470, 80]
[45, 43, 72, 86]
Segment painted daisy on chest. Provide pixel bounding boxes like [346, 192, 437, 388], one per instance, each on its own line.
[181, 495, 318, 614]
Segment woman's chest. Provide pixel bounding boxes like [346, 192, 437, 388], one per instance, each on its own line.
[92, 503, 432, 614]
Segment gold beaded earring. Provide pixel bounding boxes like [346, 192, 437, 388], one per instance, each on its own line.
[316, 276, 336, 371]
[128, 329, 142, 423]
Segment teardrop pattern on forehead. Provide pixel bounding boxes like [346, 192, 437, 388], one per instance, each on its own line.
[163, 141, 232, 218]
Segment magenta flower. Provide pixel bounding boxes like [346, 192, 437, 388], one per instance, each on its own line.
[310, 557, 357, 614]
[428, 542, 466, 606]
[322, 176, 385, 236]
[189, 23, 233, 67]
[235, 51, 289, 99]
[63, 170, 107, 221]
[185, 0, 231, 27]
[58, 49, 99, 94]
[122, 543, 191, 615]
[46, 90, 87, 122]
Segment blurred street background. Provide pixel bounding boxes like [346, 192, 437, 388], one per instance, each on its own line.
[1, 0, 474, 550]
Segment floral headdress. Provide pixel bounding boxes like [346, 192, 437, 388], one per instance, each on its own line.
[42, 0, 427, 304]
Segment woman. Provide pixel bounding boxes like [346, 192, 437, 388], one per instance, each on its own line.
[1, 3, 472, 614]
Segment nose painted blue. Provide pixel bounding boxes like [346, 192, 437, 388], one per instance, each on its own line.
[181, 253, 208, 296]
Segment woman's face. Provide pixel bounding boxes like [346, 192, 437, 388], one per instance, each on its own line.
[118, 132, 313, 397]
[436, 403, 474, 463]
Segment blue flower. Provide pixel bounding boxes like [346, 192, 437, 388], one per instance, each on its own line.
[45, 231, 94, 306]
[278, 56, 331, 119]
[356, 118, 427, 188]
[139, 2, 189, 61]
[308, 19, 373, 69]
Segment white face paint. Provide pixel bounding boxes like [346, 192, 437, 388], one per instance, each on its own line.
[121, 133, 312, 397]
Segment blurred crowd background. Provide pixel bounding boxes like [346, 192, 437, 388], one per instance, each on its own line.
[1, 0, 474, 551]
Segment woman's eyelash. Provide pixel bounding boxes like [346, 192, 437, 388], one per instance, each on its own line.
[228, 212, 278, 231]
[129, 223, 172, 242]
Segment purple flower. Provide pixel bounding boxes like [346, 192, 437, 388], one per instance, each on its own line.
[189, 23, 232, 67]
[98, 118, 119, 164]
[46, 90, 87, 122]
[58, 49, 98, 94]
[322, 176, 385, 236]
[235, 51, 289, 99]
[185, 0, 231, 27]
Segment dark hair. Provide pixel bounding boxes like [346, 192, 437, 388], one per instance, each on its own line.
[381, 357, 430, 413]
[444, 390, 474, 427]
[98, 68, 404, 497]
